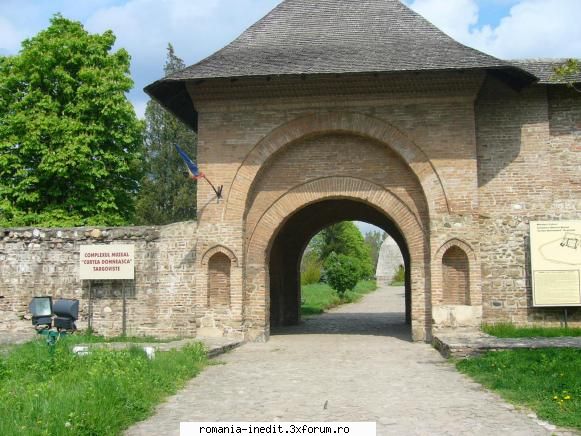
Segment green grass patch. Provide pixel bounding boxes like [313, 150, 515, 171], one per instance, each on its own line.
[483, 323, 581, 338]
[301, 280, 377, 315]
[457, 349, 581, 430]
[0, 336, 206, 435]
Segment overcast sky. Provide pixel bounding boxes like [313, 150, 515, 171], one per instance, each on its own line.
[1, 0, 579, 235]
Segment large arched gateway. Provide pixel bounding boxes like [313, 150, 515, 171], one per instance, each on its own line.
[141, 0, 581, 340]
[242, 122, 432, 340]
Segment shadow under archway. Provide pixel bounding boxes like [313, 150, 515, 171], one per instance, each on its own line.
[269, 199, 411, 338]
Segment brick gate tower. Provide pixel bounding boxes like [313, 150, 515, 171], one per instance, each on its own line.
[146, 0, 581, 341]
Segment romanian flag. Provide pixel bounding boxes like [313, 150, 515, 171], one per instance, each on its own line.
[175, 145, 204, 180]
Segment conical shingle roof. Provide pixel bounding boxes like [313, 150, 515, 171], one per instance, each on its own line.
[146, 0, 536, 129]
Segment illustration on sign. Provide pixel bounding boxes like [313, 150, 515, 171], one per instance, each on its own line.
[530, 221, 581, 307]
[79, 245, 135, 280]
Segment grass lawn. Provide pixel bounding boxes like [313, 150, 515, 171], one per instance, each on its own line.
[301, 280, 377, 315]
[482, 323, 581, 338]
[0, 336, 206, 435]
[457, 349, 581, 430]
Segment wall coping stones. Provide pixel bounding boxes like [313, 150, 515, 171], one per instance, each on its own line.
[72, 336, 243, 358]
[1, 225, 165, 243]
[433, 329, 581, 358]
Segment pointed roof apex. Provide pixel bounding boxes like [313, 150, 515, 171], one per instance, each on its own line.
[146, 0, 536, 129]
[170, 0, 524, 79]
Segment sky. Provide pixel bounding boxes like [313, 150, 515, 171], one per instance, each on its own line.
[1, 0, 579, 235]
[1, 0, 580, 119]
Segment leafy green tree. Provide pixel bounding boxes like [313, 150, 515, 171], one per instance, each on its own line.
[324, 252, 361, 296]
[553, 59, 580, 92]
[311, 221, 373, 279]
[0, 15, 143, 227]
[134, 44, 197, 225]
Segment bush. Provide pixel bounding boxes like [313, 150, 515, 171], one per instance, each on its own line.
[391, 264, 405, 285]
[301, 251, 322, 285]
[324, 252, 361, 296]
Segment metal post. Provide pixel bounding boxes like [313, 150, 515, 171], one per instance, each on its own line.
[88, 280, 93, 331]
[122, 282, 127, 336]
[564, 308, 569, 329]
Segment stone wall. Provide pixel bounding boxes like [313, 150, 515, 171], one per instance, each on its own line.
[477, 78, 581, 326]
[0, 222, 198, 338]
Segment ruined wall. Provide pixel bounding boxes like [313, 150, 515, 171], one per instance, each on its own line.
[477, 79, 581, 326]
[0, 222, 198, 337]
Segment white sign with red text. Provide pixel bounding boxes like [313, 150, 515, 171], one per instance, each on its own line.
[79, 245, 135, 280]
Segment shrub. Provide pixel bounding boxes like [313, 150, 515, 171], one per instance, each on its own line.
[391, 264, 405, 285]
[324, 252, 361, 296]
[301, 251, 322, 285]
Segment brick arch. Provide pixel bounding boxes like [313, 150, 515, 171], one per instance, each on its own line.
[224, 111, 449, 221]
[435, 238, 477, 262]
[201, 245, 238, 267]
[246, 176, 426, 264]
[433, 238, 482, 306]
[243, 176, 431, 342]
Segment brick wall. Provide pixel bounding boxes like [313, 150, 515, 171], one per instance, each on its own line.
[477, 78, 580, 325]
[208, 252, 231, 309]
[442, 246, 470, 305]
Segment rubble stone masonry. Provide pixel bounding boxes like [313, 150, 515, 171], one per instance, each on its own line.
[0, 222, 198, 338]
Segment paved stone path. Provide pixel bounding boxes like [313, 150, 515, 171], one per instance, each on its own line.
[126, 285, 572, 436]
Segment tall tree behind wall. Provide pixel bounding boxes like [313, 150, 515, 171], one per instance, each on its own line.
[0, 15, 143, 227]
[134, 44, 197, 224]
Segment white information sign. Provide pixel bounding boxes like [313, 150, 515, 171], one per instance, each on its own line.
[79, 245, 135, 280]
[530, 221, 581, 307]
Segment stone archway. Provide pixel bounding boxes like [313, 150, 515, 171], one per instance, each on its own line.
[267, 198, 412, 329]
[243, 177, 430, 342]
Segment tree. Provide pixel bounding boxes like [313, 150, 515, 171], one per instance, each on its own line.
[0, 15, 143, 227]
[311, 221, 374, 279]
[553, 59, 580, 92]
[324, 252, 361, 296]
[134, 44, 197, 225]
[364, 229, 387, 271]
[300, 249, 322, 285]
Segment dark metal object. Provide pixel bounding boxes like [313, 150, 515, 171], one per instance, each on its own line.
[564, 308, 569, 328]
[29, 296, 53, 327]
[53, 299, 79, 332]
[204, 176, 223, 199]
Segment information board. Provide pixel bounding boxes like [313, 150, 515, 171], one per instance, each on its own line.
[79, 245, 135, 280]
[530, 221, 581, 307]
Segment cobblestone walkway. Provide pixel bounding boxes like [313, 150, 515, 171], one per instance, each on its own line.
[126, 286, 572, 436]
